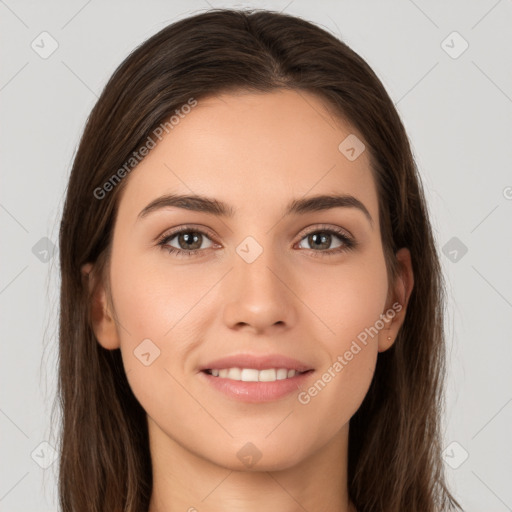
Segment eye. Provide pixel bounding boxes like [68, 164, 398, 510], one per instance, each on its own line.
[296, 225, 356, 256]
[157, 226, 216, 257]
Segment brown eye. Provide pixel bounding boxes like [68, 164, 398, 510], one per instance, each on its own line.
[296, 227, 355, 256]
[173, 231, 204, 251]
[157, 227, 215, 257]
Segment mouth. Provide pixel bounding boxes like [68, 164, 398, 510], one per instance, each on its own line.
[199, 368, 315, 403]
[202, 368, 313, 382]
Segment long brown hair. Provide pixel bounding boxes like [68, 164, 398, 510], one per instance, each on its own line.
[54, 8, 462, 511]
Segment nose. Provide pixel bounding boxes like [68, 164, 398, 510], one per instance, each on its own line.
[221, 244, 298, 334]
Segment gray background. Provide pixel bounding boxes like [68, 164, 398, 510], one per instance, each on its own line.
[1, 0, 511, 510]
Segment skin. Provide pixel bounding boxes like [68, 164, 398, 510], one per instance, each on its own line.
[82, 89, 414, 512]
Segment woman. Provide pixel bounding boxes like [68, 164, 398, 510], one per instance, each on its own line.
[56, 8, 462, 511]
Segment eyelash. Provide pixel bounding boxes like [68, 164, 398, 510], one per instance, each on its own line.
[156, 224, 356, 258]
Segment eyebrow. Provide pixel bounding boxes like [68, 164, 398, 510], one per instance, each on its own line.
[137, 193, 373, 228]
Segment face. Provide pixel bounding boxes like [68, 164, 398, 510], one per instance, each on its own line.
[85, 89, 412, 472]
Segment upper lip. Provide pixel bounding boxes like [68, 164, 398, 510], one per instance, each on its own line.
[199, 353, 314, 373]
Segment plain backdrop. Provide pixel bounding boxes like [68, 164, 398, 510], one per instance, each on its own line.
[1, 1, 511, 510]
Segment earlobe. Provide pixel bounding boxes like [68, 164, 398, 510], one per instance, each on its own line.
[378, 247, 414, 352]
[81, 262, 121, 350]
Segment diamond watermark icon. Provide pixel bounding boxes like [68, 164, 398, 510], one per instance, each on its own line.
[134, 338, 161, 366]
[31, 441, 58, 469]
[236, 442, 262, 468]
[236, 236, 263, 264]
[442, 236, 468, 263]
[32, 237, 56, 263]
[442, 441, 469, 469]
[31, 31, 59, 59]
[441, 31, 469, 60]
[338, 134, 365, 161]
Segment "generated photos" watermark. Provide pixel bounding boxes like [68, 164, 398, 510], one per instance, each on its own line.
[93, 97, 198, 200]
[297, 302, 402, 405]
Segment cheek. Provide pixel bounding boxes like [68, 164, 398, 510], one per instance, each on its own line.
[110, 249, 211, 440]
[299, 252, 389, 343]
[110, 247, 215, 340]
[294, 344, 378, 448]
[293, 255, 387, 420]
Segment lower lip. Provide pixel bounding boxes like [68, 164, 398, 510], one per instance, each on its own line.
[199, 370, 315, 403]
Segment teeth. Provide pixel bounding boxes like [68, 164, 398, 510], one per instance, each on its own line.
[276, 368, 288, 380]
[207, 367, 303, 382]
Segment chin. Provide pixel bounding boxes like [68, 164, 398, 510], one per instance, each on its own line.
[205, 440, 309, 472]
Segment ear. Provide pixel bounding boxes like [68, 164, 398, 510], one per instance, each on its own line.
[81, 262, 120, 350]
[378, 247, 414, 352]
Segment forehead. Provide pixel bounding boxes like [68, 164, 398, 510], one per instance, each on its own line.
[117, 89, 378, 224]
